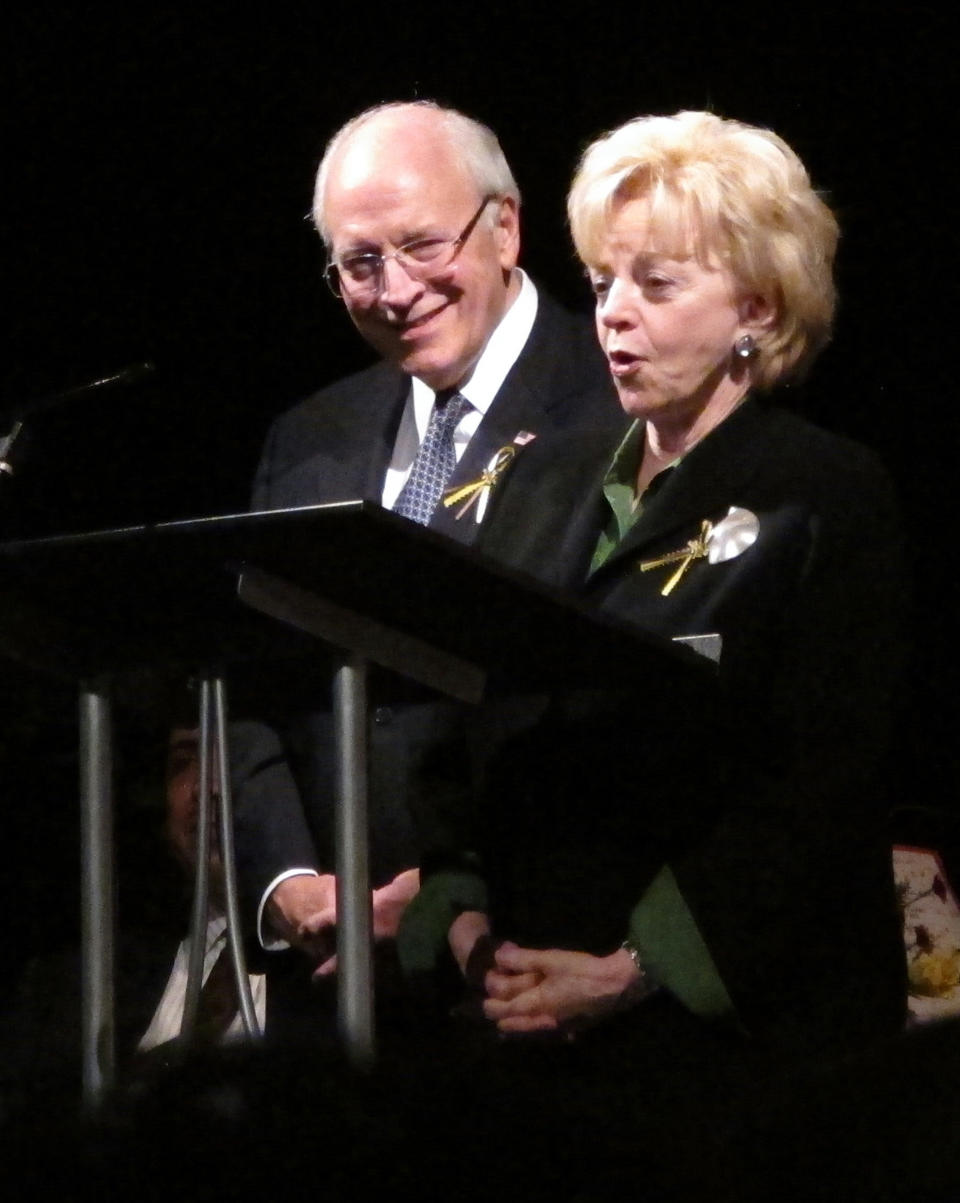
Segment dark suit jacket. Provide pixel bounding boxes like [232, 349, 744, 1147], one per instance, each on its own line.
[471, 397, 908, 1050]
[230, 288, 623, 928]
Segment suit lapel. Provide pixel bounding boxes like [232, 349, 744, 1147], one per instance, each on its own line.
[474, 426, 619, 588]
[430, 294, 613, 544]
[429, 345, 545, 543]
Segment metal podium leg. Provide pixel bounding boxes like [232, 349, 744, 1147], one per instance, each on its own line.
[181, 679, 214, 1041]
[333, 654, 374, 1066]
[213, 676, 260, 1038]
[182, 676, 260, 1044]
[79, 679, 114, 1107]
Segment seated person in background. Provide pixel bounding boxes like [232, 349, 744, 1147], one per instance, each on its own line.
[0, 721, 277, 1114]
[405, 110, 907, 1057]
[137, 727, 266, 1055]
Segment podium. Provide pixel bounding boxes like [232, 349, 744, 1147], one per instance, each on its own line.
[1, 500, 716, 1098]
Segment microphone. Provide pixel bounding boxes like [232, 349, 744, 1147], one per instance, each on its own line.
[0, 361, 156, 480]
[0, 420, 23, 479]
[5, 360, 157, 422]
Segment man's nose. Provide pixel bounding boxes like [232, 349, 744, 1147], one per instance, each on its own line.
[378, 255, 425, 307]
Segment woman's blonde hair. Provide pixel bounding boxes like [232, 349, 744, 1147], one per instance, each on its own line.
[568, 111, 839, 389]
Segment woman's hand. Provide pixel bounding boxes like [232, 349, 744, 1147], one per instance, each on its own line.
[448, 910, 494, 976]
[482, 943, 642, 1033]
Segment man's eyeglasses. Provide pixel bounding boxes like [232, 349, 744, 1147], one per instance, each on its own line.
[324, 194, 496, 299]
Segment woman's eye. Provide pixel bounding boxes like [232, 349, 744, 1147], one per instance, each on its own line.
[590, 277, 611, 298]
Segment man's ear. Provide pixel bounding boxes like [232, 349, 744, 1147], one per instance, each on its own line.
[495, 196, 521, 272]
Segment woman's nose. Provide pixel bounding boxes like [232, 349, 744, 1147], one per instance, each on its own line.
[597, 278, 637, 329]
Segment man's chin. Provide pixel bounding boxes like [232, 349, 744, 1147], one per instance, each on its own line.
[392, 343, 467, 392]
[363, 320, 474, 390]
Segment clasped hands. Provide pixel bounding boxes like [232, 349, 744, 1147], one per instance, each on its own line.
[267, 882, 642, 1032]
[450, 912, 642, 1035]
[267, 868, 420, 977]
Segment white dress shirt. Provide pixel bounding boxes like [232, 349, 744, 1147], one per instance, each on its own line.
[138, 913, 266, 1050]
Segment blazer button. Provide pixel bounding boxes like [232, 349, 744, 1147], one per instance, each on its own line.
[373, 707, 394, 726]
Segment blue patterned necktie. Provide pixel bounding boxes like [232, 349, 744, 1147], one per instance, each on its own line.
[393, 391, 473, 526]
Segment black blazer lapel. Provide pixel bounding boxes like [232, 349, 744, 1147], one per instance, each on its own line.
[595, 399, 772, 577]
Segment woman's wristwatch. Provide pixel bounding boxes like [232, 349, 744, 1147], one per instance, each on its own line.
[620, 938, 656, 1004]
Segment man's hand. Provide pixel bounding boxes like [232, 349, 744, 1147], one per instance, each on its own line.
[482, 944, 641, 1033]
[266, 873, 337, 963]
[313, 868, 421, 978]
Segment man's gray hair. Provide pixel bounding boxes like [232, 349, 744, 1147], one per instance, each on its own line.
[312, 100, 520, 246]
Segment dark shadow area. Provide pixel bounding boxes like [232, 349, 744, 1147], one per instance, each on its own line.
[3, 1015, 959, 1201]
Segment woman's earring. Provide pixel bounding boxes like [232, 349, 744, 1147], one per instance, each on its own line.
[734, 334, 756, 360]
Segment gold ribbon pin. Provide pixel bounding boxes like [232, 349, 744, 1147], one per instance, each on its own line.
[442, 446, 517, 520]
[639, 519, 714, 596]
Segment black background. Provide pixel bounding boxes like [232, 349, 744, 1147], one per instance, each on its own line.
[2, 7, 956, 970]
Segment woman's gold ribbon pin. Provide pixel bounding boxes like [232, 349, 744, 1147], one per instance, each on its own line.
[639, 519, 714, 596]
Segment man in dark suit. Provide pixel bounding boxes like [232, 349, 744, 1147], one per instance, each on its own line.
[230, 101, 620, 976]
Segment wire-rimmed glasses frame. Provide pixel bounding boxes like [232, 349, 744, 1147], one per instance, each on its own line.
[324, 193, 497, 299]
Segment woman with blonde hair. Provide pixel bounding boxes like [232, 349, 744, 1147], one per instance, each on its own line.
[418, 111, 906, 1055]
